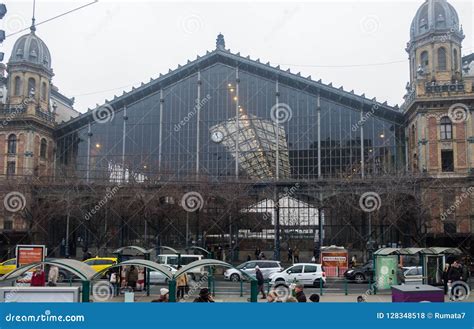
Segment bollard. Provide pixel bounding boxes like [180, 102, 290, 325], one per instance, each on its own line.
[319, 279, 323, 296]
[146, 268, 150, 297]
[69, 277, 72, 287]
[240, 278, 243, 297]
[250, 280, 258, 302]
[168, 279, 177, 302]
[344, 278, 348, 295]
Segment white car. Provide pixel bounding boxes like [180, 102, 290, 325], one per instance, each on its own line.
[149, 264, 177, 284]
[224, 260, 283, 281]
[269, 263, 326, 287]
[403, 266, 423, 285]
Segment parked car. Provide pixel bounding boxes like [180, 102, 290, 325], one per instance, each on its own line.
[0, 258, 16, 276]
[344, 260, 374, 283]
[269, 263, 326, 287]
[149, 264, 177, 284]
[156, 254, 205, 280]
[224, 260, 283, 281]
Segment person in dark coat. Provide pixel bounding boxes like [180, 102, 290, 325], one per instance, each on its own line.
[193, 288, 214, 302]
[448, 260, 462, 282]
[442, 264, 450, 294]
[127, 265, 138, 289]
[255, 266, 266, 299]
[295, 283, 306, 302]
[254, 247, 261, 260]
[287, 248, 293, 262]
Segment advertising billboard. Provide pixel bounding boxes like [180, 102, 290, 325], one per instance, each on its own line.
[15, 245, 46, 268]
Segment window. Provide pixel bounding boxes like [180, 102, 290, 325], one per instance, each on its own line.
[14, 76, 22, 96]
[444, 222, 456, 234]
[40, 138, 47, 159]
[440, 117, 452, 140]
[41, 82, 47, 101]
[7, 134, 17, 154]
[28, 78, 36, 96]
[6, 161, 15, 176]
[453, 49, 459, 71]
[441, 150, 454, 172]
[304, 265, 318, 273]
[437, 47, 447, 70]
[4, 259, 16, 266]
[288, 265, 303, 274]
[420, 51, 429, 70]
[3, 220, 13, 230]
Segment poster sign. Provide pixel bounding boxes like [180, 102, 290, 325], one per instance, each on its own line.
[375, 255, 398, 290]
[15, 245, 46, 268]
[321, 251, 348, 268]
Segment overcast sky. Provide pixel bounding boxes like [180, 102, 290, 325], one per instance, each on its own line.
[3, 0, 473, 112]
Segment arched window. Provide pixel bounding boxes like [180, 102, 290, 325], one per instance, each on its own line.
[453, 49, 459, 71]
[420, 51, 429, 70]
[437, 47, 447, 70]
[40, 138, 47, 159]
[14, 76, 22, 96]
[41, 82, 47, 101]
[28, 78, 36, 97]
[440, 117, 452, 140]
[7, 134, 17, 154]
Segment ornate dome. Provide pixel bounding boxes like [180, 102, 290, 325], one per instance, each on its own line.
[410, 0, 460, 40]
[9, 28, 52, 71]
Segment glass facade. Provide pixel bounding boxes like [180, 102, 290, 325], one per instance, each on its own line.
[56, 61, 405, 182]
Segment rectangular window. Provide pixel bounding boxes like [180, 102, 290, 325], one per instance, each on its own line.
[441, 150, 454, 172]
[3, 220, 13, 230]
[440, 124, 452, 140]
[6, 161, 15, 176]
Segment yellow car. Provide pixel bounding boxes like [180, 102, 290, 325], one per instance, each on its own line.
[0, 258, 16, 276]
[83, 257, 117, 273]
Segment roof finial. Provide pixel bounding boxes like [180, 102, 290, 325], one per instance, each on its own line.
[30, 0, 36, 33]
[216, 33, 225, 50]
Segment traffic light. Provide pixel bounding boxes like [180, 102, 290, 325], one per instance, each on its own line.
[0, 3, 5, 62]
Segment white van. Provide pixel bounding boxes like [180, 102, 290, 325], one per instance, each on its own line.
[156, 254, 207, 280]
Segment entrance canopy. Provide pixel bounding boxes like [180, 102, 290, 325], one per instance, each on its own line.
[0, 258, 96, 281]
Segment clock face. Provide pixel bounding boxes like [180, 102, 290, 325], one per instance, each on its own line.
[211, 131, 224, 143]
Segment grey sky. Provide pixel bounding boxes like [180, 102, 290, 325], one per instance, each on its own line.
[3, 0, 473, 112]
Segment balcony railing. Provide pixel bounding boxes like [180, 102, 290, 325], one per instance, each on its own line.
[425, 81, 465, 94]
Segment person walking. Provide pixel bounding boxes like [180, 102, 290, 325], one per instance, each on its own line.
[294, 283, 306, 302]
[127, 265, 138, 290]
[47, 265, 59, 287]
[287, 248, 293, 262]
[294, 247, 300, 263]
[176, 266, 189, 300]
[254, 247, 261, 260]
[193, 288, 214, 302]
[255, 266, 266, 299]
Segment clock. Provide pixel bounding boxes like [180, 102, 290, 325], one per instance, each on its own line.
[211, 131, 224, 143]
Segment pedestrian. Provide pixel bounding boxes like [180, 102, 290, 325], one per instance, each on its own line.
[448, 260, 462, 282]
[350, 255, 357, 268]
[357, 295, 366, 303]
[285, 296, 298, 303]
[193, 288, 214, 302]
[294, 247, 300, 263]
[259, 252, 266, 260]
[47, 265, 59, 287]
[396, 264, 405, 285]
[294, 283, 306, 302]
[288, 248, 293, 262]
[461, 260, 469, 282]
[176, 266, 189, 300]
[247, 254, 251, 261]
[309, 294, 320, 302]
[127, 265, 138, 290]
[255, 265, 266, 299]
[152, 288, 169, 302]
[255, 247, 261, 260]
[442, 264, 450, 294]
[31, 267, 46, 287]
[136, 267, 145, 291]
